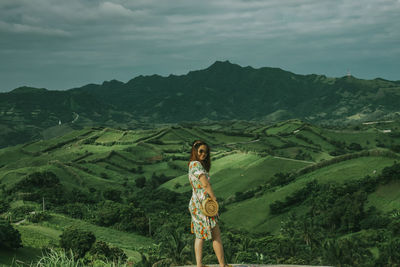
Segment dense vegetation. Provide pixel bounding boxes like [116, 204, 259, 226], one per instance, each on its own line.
[1, 119, 400, 266]
[1, 60, 400, 148]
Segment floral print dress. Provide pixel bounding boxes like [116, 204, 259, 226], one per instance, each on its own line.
[188, 160, 218, 240]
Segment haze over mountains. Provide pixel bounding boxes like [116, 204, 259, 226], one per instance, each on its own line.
[1, 61, 400, 147]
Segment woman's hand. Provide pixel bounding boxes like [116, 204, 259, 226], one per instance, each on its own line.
[199, 174, 217, 202]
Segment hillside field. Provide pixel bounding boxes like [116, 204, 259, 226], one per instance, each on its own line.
[1, 119, 400, 265]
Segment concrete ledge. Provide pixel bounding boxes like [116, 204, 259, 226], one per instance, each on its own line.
[177, 265, 332, 267]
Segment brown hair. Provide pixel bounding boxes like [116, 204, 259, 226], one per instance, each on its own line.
[188, 140, 211, 172]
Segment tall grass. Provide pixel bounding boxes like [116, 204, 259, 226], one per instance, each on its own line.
[10, 249, 133, 267]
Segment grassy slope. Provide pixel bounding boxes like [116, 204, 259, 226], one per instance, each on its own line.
[42, 213, 153, 255]
[0, 212, 154, 266]
[161, 152, 311, 197]
[367, 180, 400, 212]
[221, 156, 397, 234]
[1, 119, 400, 264]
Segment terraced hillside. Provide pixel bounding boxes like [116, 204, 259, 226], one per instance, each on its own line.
[2, 61, 400, 149]
[1, 119, 400, 265]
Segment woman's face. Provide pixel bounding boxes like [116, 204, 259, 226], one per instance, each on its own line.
[197, 144, 208, 161]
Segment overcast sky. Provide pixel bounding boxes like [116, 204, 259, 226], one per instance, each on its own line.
[1, 0, 399, 92]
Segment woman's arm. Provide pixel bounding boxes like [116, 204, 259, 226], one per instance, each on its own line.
[199, 174, 217, 201]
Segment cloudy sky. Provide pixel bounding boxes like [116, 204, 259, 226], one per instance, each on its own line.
[1, 0, 399, 92]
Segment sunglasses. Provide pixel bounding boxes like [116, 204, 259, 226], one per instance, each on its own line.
[198, 149, 208, 155]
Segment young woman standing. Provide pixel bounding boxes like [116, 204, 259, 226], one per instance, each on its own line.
[188, 140, 230, 267]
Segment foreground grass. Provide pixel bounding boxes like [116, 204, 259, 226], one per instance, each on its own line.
[4, 248, 132, 267]
[0, 247, 42, 266]
[0, 212, 154, 265]
[40, 213, 154, 259]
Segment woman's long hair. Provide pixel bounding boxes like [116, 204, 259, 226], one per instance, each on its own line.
[188, 140, 211, 172]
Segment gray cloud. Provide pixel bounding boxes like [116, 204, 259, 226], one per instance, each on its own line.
[0, 0, 399, 91]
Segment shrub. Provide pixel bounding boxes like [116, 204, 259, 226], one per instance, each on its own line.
[28, 211, 52, 223]
[376, 238, 400, 266]
[391, 144, 400, 153]
[56, 203, 87, 219]
[88, 241, 127, 263]
[360, 206, 390, 230]
[100, 172, 109, 179]
[10, 205, 34, 222]
[118, 203, 148, 234]
[0, 199, 10, 213]
[93, 201, 121, 227]
[348, 142, 362, 151]
[0, 219, 22, 249]
[103, 189, 122, 202]
[135, 176, 146, 188]
[235, 191, 255, 202]
[270, 172, 294, 187]
[59, 226, 96, 259]
[11, 171, 66, 206]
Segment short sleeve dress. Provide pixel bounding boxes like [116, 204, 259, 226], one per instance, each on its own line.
[188, 160, 219, 240]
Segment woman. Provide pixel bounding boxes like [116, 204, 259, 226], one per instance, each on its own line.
[188, 140, 229, 267]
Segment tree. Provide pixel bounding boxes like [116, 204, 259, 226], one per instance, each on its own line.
[0, 199, 10, 213]
[136, 244, 167, 267]
[322, 237, 374, 266]
[59, 226, 96, 259]
[154, 223, 192, 266]
[10, 205, 33, 222]
[391, 144, 400, 153]
[348, 142, 362, 151]
[135, 176, 146, 188]
[118, 203, 148, 234]
[103, 189, 122, 202]
[94, 201, 121, 227]
[28, 211, 51, 223]
[0, 219, 22, 249]
[88, 240, 127, 263]
[377, 238, 400, 266]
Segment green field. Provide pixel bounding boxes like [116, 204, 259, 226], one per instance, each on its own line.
[367, 180, 400, 212]
[1, 119, 400, 265]
[222, 156, 397, 234]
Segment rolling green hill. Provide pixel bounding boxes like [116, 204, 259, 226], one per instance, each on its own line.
[1, 119, 400, 265]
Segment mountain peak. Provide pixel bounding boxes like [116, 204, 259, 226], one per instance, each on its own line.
[204, 60, 245, 74]
[101, 79, 124, 87]
[10, 86, 48, 94]
[208, 60, 236, 68]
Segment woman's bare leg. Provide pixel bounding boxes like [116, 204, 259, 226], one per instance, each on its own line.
[212, 224, 226, 267]
[195, 238, 204, 267]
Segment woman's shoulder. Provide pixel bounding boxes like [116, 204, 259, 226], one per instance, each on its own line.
[189, 160, 201, 167]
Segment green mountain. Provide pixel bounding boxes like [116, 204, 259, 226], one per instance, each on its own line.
[1, 61, 400, 148]
[75, 61, 400, 123]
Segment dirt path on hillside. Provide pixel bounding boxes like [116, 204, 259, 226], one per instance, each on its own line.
[226, 139, 260, 146]
[13, 219, 26, 225]
[273, 156, 315, 164]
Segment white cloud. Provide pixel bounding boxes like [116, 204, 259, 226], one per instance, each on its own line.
[0, 21, 70, 36]
[99, 2, 134, 17]
[0, 0, 400, 91]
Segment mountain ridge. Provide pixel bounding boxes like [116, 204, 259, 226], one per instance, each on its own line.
[1, 60, 400, 147]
